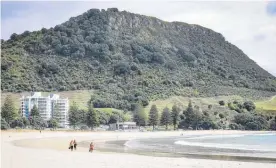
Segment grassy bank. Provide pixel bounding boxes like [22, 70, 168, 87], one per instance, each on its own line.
[2, 90, 275, 114]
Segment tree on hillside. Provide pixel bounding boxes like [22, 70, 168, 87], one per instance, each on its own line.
[148, 104, 159, 130]
[86, 104, 100, 130]
[98, 110, 111, 125]
[219, 100, 225, 106]
[30, 105, 40, 117]
[108, 111, 128, 124]
[68, 102, 81, 129]
[160, 107, 171, 130]
[243, 101, 256, 112]
[171, 105, 181, 130]
[133, 103, 147, 128]
[1, 95, 17, 124]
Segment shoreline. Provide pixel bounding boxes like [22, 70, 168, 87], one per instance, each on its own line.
[2, 130, 276, 168]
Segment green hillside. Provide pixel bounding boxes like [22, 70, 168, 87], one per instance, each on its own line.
[1, 8, 276, 111]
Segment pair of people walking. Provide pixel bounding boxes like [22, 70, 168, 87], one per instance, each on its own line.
[69, 139, 77, 151]
[68, 139, 94, 152]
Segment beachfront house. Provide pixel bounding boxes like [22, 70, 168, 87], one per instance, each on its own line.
[109, 122, 137, 131]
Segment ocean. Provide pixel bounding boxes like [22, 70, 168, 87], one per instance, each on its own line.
[80, 132, 276, 162]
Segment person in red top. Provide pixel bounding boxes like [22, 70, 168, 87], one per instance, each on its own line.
[89, 142, 94, 152]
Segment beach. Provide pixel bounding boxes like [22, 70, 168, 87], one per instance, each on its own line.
[1, 130, 276, 168]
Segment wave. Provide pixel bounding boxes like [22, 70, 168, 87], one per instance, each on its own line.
[174, 140, 276, 152]
[183, 134, 246, 140]
[124, 140, 132, 148]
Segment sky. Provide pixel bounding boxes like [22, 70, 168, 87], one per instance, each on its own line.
[1, 0, 276, 76]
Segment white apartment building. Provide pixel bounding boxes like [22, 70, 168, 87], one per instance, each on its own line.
[20, 92, 69, 128]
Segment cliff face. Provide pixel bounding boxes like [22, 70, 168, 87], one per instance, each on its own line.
[1, 8, 276, 109]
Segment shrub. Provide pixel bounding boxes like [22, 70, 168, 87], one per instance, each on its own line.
[219, 100, 225, 106]
[233, 100, 239, 104]
[243, 101, 256, 112]
[203, 111, 209, 117]
[10, 118, 25, 128]
[1, 118, 10, 130]
[234, 113, 268, 130]
[29, 116, 48, 129]
[10, 33, 18, 40]
[219, 113, 225, 119]
[270, 120, 276, 130]
[114, 62, 130, 75]
[229, 123, 240, 130]
[200, 117, 218, 130]
[245, 121, 259, 130]
[80, 125, 89, 130]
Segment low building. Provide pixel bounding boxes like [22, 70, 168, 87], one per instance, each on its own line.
[20, 92, 69, 128]
[109, 122, 137, 130]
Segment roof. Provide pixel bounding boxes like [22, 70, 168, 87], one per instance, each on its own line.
[118, 122, 136, 125]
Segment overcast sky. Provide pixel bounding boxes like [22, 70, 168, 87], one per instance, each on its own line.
[1, 0, 276, 76]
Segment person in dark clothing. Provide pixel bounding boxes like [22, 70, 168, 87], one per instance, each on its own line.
[69, 140, 74, 151]
[73, 139, 77, 150]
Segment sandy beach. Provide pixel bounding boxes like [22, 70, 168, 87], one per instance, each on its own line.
[1, 130, 276, 168]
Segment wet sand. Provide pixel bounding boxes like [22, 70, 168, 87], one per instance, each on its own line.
[2, 130, 276, 168]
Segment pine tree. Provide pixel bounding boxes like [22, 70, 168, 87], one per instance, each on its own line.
[183, 100, 194, 129]
[30, 105, 40, 117]
[1, 95, 17, 124]
[86, 104, 99, 130]
[193, 105, 202, 130]
[68, 102, 81, 129]
[183, 101, 203, 130]
[133, 103, 147, 128]
[160, 107, 171, 130]
[1, 118, 10, 130]
[171, 105, 181, 130]
[48, 118, 58, 130]
[148, 104, 159, 130]
[18, 108, 22, 116]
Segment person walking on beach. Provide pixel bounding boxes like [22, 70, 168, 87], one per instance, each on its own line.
[69, 140, 74, 151]
[89, 142, 94, 152]
[73, 139, 77, 150]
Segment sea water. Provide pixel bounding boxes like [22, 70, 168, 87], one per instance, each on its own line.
[85, 133, 276, 162]
[122, 133, 276, 160]
[174, 133, 276, 152]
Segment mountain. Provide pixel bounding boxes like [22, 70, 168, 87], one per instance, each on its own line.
[1, 8, 276, 110]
